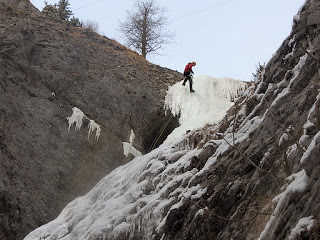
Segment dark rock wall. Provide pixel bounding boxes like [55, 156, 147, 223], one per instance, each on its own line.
[0, 1, 180, 239]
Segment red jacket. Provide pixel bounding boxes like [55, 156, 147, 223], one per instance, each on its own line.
[184, 63, 194, 73]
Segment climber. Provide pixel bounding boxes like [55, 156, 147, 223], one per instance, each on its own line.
[182, 61, 196, 93]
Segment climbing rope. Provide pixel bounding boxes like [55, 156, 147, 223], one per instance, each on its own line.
[148, 114, 174, 152]
[149, 85, 189, 152]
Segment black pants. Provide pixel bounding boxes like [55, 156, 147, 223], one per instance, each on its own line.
[183, 72, 193, 91]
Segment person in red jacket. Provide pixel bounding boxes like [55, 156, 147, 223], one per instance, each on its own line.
[182, 61, 196, 93]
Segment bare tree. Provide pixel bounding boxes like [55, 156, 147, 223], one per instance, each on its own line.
[119, 0, 173, 59]
[83, 20, 99, 33]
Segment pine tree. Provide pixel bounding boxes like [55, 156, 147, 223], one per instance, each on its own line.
[42, 0, 81, 26]
[57, 0, 72, 21]
[42, 1, 59, 20]
[69, 17, 82, 27]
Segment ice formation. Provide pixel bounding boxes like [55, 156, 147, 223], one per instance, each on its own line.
[67, 107, 101, 141]
[123, 129, 142, 158]
[164, 76, 248, 144]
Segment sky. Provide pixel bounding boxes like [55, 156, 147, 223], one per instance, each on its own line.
[30, 0, 306, 81]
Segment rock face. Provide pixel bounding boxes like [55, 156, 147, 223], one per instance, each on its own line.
[23, 0, 320, 239]
[0, 1, 180, 239]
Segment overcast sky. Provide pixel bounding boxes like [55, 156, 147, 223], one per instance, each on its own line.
[30, 0, 306, 81]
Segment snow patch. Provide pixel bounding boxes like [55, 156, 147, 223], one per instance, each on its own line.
[271, 53, 308, 108]
[258, 170, 309, 240]
[279, 133, 289, 147]
[284, 51, 293, 61]
[289, 216, 315, 240]
[300, 131, 320, 164]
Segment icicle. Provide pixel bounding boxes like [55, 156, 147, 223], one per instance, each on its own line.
[67, 107, 85, 131]
[67, 107, 102, 141]
[88, 120, 101, 141]
[122, 129, 142, 158]
[129, 129, 135, 145]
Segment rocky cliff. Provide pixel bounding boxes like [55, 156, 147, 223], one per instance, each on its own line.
[0, 1, 181, 239]
[23, 0, 320, 239]
[2, 0, 320, 239]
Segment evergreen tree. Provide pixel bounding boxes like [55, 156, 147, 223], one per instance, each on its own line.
[42, 0, 81, 26]
[42, 1, 59, 20]
[57, 0, 72, 21]
[69, 17, 82, 27]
